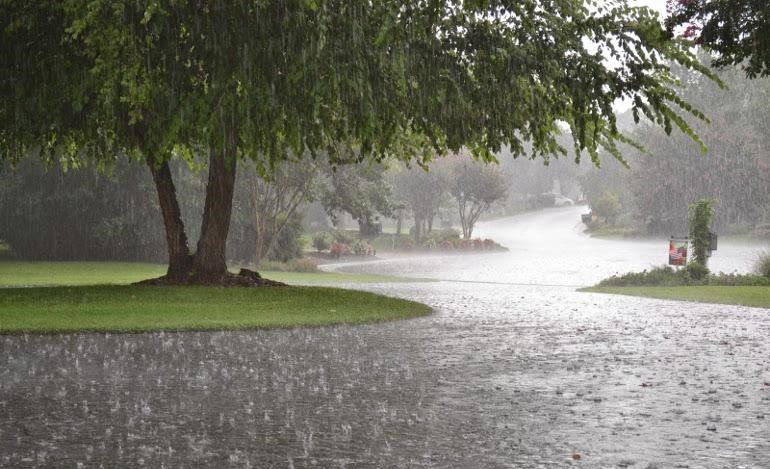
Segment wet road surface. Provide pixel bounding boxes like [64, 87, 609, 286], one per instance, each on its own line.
[2, 207, 769, 467]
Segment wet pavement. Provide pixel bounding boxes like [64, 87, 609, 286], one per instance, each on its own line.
[2, 207, 769, 467]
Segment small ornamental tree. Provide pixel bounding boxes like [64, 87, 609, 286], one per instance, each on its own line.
[593, 191, 622, 226]
[688, 199, 714, 267]
[446, 155, 509, 239]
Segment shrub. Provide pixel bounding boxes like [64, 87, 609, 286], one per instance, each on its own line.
[266, 212, 305, 262]
[685, 262, 710, 280]
[598, 265, 686, 287]
[593, 191, 622, 225]
[312, 232, 331, 252]
[597, 264, 770, 287]
[754, 251, 770, 278]
[421, 238, 438, 250]
[707, 271, 770, 286]
[425, 228, 461, 243]
[258, 258, 319, 273]
[350, 240, 373, 256]
[332, 230, 355, 245]
[329, 242, 350, 258]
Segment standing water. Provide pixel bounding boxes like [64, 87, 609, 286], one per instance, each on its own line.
[2, 207, 769, 467]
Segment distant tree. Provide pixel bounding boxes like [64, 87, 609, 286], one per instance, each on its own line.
[666, 0, 770, 78]
[593, 191, 623, 226]
[0, 158, 166, 261]
[579, 62, 770, 236]
[446, 156, 508, 239]
[392, 163, 446, 241]
[241, 160, 318, 266]
[321, 161, 397, 233]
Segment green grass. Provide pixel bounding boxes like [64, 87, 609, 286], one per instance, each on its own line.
[582, 285, 770, 309]
[0, 261, 417, 287]
[0, 261, 432, 334]
[0, 285, 432, 334]
[584, 225, 642, 239]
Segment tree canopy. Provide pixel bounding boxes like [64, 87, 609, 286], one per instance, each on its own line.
[1, 0, 716, 283]
[666, 0, 770, 78]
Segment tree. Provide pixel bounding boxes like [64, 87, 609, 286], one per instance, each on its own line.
[392, 163, 446, 241]
[446, 156, 509, 239]
[320, 161, 397, 232]
[2, 1, 716, 285]
[0, 158, 166, 261]
[576, 55, 770, 237]
[666, 0, 770, 78]
[241, 160, 317, 266]
[689, 199, 714, 267]
[593, 191, 623, 226]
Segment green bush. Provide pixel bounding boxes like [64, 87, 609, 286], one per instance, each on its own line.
[266, 212, 305, 262]
[331, 230, 355, 245]
[707, 271, 770, 286]
[754, 251, 770, 278]
[685, 262, 710, 280]
[598, 265, 689, 287]
[593, 191, 622, 226]
[350, 239, 373, 256]
[597, 264, 770, 287]
[425, 228, 461, 243]
[258, 258, 319, 273]
[312, 232, 331, 252]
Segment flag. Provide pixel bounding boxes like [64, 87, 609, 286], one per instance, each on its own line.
[669, 238, 688, 266]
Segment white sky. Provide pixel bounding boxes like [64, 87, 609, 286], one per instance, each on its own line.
[614, 0, 671, 112]
[631, 0, 667, 19]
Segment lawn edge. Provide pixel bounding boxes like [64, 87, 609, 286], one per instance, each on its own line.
[0, 284, 434, 335]
[579, 285, 770, 309]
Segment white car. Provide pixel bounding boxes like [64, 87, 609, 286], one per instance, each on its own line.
[553, 194, 574, 206]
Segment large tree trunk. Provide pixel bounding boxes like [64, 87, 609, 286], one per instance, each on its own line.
[193, 146, 237, 281]
[147, 158, 192, 279]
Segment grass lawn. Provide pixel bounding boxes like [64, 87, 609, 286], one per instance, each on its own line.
[0, 261, 431, 334]
[582, 285, 770, 309]
[0, 285, 432, 334]
[0, 261, 417, 287]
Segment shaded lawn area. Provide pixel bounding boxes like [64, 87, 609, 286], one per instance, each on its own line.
[0, 261, 432, 334]
[582, 285, 770, 309]
[0, 261, 418, 287]
[0, 285, 432, 334]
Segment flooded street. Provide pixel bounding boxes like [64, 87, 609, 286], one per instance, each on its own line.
[334, 206, 767, 286]
[2, 207, 769, 467]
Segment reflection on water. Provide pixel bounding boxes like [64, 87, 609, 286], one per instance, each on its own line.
[2, 207, 769, 467]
